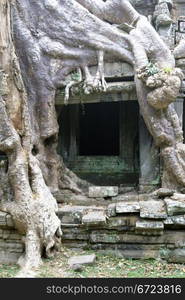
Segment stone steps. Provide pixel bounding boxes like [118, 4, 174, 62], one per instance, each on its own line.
[1, 190, 185, 263]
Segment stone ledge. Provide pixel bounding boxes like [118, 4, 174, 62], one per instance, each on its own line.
[89, 186, 118, 198]
[68, 254, 96, 268]
[116, 202, 140, 214]
[135, 220, 164, 236]
[82, 212, 107, 226]
[0, 212, 14, 229]
[140, 200, 167, 219]
[165, 198, 185, 216]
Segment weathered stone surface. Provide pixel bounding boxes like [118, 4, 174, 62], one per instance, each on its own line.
[136, 220, 164, 230]
[6, 214, 14, 228]
[164, 198, 185, 216]
[135, 220, 164, 235]
[155, 188, 174, 198]
[82, 212, 106, 226]
[58, 205, 105, 225]
[0, 250, 21, 264]
[58, 205, 88, 216]
[171, 193, 185, 201]
[68, 254, 96, 267]
[167, 248, 185, 263]
[172, 215, 185, 226]
[140, 200, 167, 219]
[164, 217, 174, 225]
[107, 203, 116, 217]
[61, 228, 89, 240]
[107, 216, 138, 230]
[60, 215, 81, 225]
[91, 243, 167, 252]
[118, 186, 136, 194]
[90, 231, 121, 244]
[138, 194, 153, 201]
[0, 212, 7, 228]
[56, 192, 105, 206]
[116, 202, 140, 214]
[164, 215, 185, 226]
[114, 194, 139, 202]
[88, 186, 118, 198]
[89, 230, 185, 245]
[62, 241, 89, 250]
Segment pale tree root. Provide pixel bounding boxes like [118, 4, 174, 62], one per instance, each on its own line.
[161, 144, 185, 190]
[1, 150, 62, 277]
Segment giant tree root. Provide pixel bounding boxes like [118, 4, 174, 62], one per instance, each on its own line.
[0, 149, 62, 276]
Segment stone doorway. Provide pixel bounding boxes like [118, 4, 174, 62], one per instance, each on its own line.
[57, 100, 140, 186]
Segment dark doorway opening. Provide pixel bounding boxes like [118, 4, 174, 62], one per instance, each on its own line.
[79, 102, 120, 156]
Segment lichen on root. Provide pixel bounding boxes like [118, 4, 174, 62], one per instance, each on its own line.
[137, 64, 183, 110]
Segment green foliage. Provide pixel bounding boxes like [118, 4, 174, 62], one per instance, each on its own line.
[162, 66, 173, 74]
[1, 248, 185, 278]
[146, 62, 159, 76]
[71, 72, 81, 81]
[0, 264, 18, 278]
[38, 248, 185, 278]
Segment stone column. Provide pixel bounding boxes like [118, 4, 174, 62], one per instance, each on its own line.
[174, 97, 184, 127]
[139, 115, 160, 193]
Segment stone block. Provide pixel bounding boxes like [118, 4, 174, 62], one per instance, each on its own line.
[155, 188, 174, 198]
[164, 215, 185, 226]
[107, 203, 116, 217]
[68, 254, 96, 268]
[61, 228, 89, 240]
[58, 205, 104, 215]
[62, 241, 89, 250]
[60, 215, 81, 225]
[172, 215, 185, 226]
[58, 205, 104, 225]
[140, 200, 167, 219]
[171, 193, 185, 201]
[164, 217, 174, 225]
[138, 194, 153, 201]
[167, 248, 185, 263]
[90, 231, 121, 244]
[2, 229, 11, 239]
[0, 250, 21, 264]
[0, 212, 7, 228]
[116, 202, 140, 214]
[113, 194, 139, 202]
[107, 216, 138, 230]
[6, 214, 14, 228]
[88, 186, 118, 198]
[58, 205, 88, 217]
[135, 220, 164, 235]
[165, 198, 185, 216]
[136, 220, 164, 230]
[82, 212, 106, 226]
[89, 230, 185, 245]
[9, 231, 22, 240]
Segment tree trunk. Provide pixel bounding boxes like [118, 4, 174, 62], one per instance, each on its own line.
[0, 0, 62, 276]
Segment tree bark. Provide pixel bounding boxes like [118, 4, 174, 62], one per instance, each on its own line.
[0, 0, 62, 276]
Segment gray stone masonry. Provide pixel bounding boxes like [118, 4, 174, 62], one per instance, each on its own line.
[2, 190, 185, 263]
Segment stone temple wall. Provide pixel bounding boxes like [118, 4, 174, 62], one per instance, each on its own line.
[0, 212, 23, 263]
[1, 188, 185, 264]
[58, 188, 185, 263]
